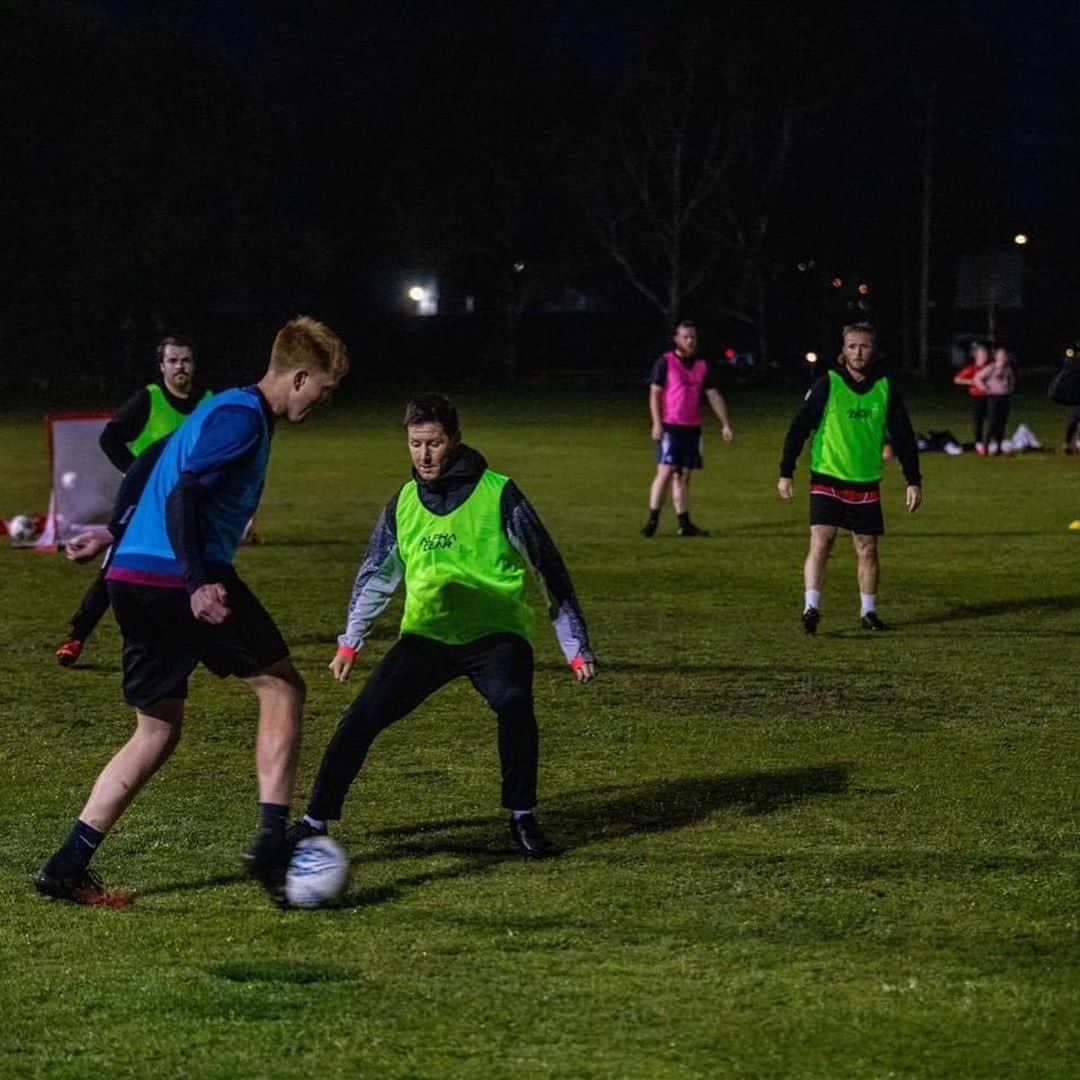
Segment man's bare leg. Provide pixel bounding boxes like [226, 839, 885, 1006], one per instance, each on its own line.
[802, 524, 838, 632]
[852, 533, 884, 628]
[241, 657, 306, 893]
[643, 464, 674, 536]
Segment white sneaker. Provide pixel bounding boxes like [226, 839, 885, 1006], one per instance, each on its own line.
[945, 442, 963, 456]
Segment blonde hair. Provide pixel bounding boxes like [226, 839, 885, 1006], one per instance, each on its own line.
[270, 316, 349, 378]
[841, 321, 876, 340]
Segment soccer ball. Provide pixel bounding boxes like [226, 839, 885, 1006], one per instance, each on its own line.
[284, 836, 349, 908]
[8, 515, 36, 542]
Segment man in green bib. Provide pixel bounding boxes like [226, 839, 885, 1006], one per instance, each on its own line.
[292, 393, 597, 857]
[778, 322, 922, 633]
[55, 336, 211, 666]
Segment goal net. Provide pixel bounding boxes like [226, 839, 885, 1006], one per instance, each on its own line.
[35, 413, 121, 549]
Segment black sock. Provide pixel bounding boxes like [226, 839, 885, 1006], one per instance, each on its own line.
[258, 802, 289, 837]
[647, 508, 660, 524]
[677, 511, 690, 528]
[50, 819, 105, 873]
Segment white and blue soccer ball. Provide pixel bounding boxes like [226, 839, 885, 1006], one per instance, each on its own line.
[284, 836, 350, 908]
[8, 515, 37, 543]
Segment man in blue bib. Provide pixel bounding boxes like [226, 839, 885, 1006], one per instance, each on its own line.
[36, 317, 349, 907]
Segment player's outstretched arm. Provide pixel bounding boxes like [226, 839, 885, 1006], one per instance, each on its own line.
[502, 482, 596, 682]
[331, 498, 404, 680]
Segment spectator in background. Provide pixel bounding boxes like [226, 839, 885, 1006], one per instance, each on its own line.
[953, 340, 991, 454]
[974, 345, 1016, 455]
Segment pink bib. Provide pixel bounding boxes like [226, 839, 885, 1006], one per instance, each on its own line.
[662, 352, 707, 425]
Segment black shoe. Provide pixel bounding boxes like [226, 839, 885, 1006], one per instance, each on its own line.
[801, 606, 821, 634]
[285, 819, 327, 846]
[641, 519, 658, 537]
[676, 522, 710, 537]
[35, 862, 118, 906]
[509, 813, 553, 858]
[242, 829, 291, 899]
[860, 611, 887, 631]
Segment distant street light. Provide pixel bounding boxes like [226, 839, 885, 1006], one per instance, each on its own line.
[1014, 233, 1029, 246]
[407, 286, 425, 301]
[806, 352, 818, 364]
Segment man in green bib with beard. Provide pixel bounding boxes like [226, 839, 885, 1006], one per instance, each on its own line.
[778, 322, 922, 634]
[56, 335, 212, 667]
[293, 393, 597, 857]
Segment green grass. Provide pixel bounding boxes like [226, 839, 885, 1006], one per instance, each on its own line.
[1, 387, 1078, 1078]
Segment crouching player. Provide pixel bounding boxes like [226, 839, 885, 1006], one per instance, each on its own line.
[35, 317, 348, 905]
[292, 393, 596, 857]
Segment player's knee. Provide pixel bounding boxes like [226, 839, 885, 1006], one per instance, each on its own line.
[494, 689, 534, 722]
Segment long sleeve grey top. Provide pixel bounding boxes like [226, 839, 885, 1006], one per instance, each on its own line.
[337, 445, 594, 664]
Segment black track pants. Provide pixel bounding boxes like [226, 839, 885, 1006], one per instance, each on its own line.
[307, 633, 539, 820]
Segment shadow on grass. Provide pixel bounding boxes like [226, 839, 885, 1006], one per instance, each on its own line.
[333, 764, 850, 909]
[904, 594, 1080, 627]
[133, 766, 849, 908]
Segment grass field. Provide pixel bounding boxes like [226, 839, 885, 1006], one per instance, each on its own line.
[1, 386, 1078, 1078]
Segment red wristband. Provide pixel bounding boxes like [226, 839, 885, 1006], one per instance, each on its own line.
[336, 644, 358, 661]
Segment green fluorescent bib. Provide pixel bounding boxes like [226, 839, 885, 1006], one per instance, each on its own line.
[130, 384, 212, 457]
[396, 469, 535, 645]
[810, 370, 889, 483]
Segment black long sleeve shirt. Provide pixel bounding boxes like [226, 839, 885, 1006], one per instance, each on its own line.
[779, 368, 922, 488]
[99, 382, 206, 472]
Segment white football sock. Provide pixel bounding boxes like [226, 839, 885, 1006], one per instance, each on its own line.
[804, 589, 821, 611]
[860, 593, 876, 616]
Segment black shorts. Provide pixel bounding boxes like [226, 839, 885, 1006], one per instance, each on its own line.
[108, 570, 289, 709]
[809, 491, 884, 536]
[656, 424, 703, 469]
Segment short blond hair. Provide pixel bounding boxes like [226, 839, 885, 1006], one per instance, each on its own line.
[842, 321, 876, 340]
[270, 316, 349, 378]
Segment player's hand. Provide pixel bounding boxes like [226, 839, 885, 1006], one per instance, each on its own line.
[906, 485, 922, 513]
[650, 422, 662, 441]
[191, 582, 230, 624]
[65, 527, 112, 563]
[777, 477, 794, 500]
[721, 424, 734, 443]
[570, 656, 596, 684]
[329, 648, 355, 682]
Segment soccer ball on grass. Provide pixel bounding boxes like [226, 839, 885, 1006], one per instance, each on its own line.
[8, 515, 37, 543]
[284, 836, 350, 908]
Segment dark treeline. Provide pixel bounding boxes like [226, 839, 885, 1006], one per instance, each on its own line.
[3, 0, 1078, 394]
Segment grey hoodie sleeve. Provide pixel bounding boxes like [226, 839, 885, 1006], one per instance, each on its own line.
[501, 480, 594, 664]
[338, 494, 404, 653]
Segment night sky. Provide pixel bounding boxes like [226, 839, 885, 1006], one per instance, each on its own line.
[3, 0, 1079, 387]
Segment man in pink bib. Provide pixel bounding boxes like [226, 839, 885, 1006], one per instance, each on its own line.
[642, 320, 734, 537]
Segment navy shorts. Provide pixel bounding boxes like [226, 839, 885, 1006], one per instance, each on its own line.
[809, 489, 884, 536]
[656, 424, 703, 469]
[108, 569, 289, 708]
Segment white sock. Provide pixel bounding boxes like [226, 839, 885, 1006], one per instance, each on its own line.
[511, 808, 535, 820]
[302, 815, 326, 831]
[860, 593, 876, 616]
[804, 589, 821, 611]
